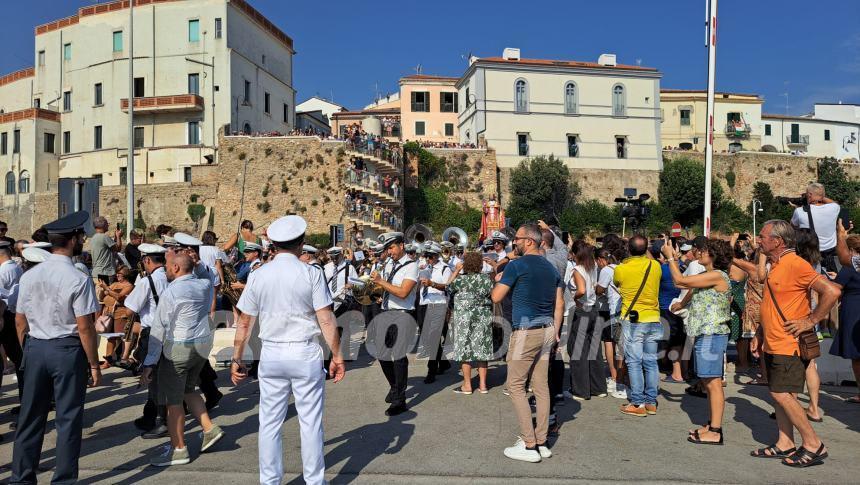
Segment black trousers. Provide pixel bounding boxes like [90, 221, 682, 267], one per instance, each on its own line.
[374, 310, 412, 407]
[12, 337, 87, 485]
[1, 310, 24, 398]
[135, 328, 166, 423]
[566, 308, 607, 399]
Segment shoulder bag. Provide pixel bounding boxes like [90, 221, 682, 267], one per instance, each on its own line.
[622, 261, 653, 323]
[764, 279, 820, 360]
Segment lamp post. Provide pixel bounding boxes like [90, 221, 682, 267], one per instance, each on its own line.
[751, 198, 763, 236]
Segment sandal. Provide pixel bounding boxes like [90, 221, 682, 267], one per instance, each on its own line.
[689, 423, 709, 435]
[782, 443, 828, 468]
[478, 388, 489, 394]
[688, 427, 723, 445]
[750, 444, 797, 459]
[846, 396, 860, 404]
[453, 387, 473, 395]
[747, 377, 769, 386]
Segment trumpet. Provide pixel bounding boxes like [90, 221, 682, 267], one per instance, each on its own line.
[351, 275, 384, 306]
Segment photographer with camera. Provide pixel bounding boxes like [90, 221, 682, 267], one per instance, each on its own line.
[789, 183, 842, 272]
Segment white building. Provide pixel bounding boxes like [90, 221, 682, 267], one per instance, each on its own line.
[0, 0, 295, 197]
[456, 49, 663, 170]
[296, 96, 346, 122]
[762, 112, 860, 161]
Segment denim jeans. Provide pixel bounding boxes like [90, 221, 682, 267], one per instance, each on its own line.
[621, 320, 662, 405]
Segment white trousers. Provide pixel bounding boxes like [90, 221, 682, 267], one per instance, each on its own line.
[258, 340, 326, 485]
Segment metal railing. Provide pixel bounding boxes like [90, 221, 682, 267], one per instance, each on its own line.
[345, 202, 402, 231]
[345, 139, 403, 171]
[344, 168, 401, 202]
[786, 135, 810, 145]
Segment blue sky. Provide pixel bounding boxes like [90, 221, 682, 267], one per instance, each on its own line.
[2, 0, 858, 114]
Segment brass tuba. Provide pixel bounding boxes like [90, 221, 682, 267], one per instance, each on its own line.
[405, 223, 434, 246]
[220, 260, 243, 306]
[351, 275, 384, 306]
[442, 227, 469, 250]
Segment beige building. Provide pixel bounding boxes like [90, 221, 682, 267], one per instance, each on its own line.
[660, 89, 763, 153]
[399, 74, 460, 143]
[0, 0, 295, 199]
[457, 49, 663, 171]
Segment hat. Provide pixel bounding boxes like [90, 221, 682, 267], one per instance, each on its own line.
[43, 210, 90, 235]
[174, 232, 203, 247]
[23, 241, 52, 249]
[302, 244, 318, 254]
[424, 242, 442, 255]
[138, 243, 166, 255]
[0, 241, 10, 248]
[327, 246, 344, 256]
[440, 241, 454, 249]
[378, 232, 404, 249]
[490, 230, 509, 243]
[268, 215, 307, 243]
[162, 236, 179, 247]
[243, 242, 263, 252]
[679, 243, 693, 252]
[405, 243, 417, 253]
[22, 247, 50, 263]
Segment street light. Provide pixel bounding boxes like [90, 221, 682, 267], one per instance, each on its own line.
[751, 199, 763, 236]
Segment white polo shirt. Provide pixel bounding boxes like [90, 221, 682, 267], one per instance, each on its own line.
[237, 252, 332, 344]
[125, 266, 169, 329]
[419, 261, 450, 305]
[324, 260, 358, 308]
[382, 255, 418, 311]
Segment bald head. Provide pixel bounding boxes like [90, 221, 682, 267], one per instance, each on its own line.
[166, 252, 195, 281]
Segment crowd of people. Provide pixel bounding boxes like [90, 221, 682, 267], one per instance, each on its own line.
[1, 180, 859, 483]
[345, 157, 402, 199]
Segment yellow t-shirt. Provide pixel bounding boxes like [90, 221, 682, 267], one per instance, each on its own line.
[613, 256, 662, 323]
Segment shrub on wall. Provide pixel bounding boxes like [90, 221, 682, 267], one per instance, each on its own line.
[507, 155, 580, 226]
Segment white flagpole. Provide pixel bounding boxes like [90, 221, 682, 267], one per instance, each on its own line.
[127, 0, 135, 240]
[703, 0, 718, 236]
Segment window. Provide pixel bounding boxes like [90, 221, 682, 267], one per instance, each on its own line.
[119, 167, 127, 186]
[444, 123, 454, 137]
[184, 166, 192, 182]
[5, 172, 14, 195]
[465, 87, 471, 108]
[188, 73, 199, 95]
[564, 82, 578, 114]
[765, 124, 772, 136]
[63, 43, 71, 61]
[283, 103, 289, 123]
[188, 121, 200, 144]
[411, 91, 430, 112]
[133, 126, 144, 148]
[264, 92, 271, 114]
[243, 122, 251, 134]
[440, 92, 458, 112]
[518, 133, 529, 156]
[262, 55, 266, 65]
[415, 121, 425, 136]
[214, 18, 222, 39]
[13, 130, 20, 154]
[824, 129, 831, 141]
[63, 131, 71, 154]
[134, 77, 145, 97]
[188, 19, 200, 42]
[515, 80, 528, 112]
[18, 171, 30, 194]
[0, 133, 6, 155]
[34, 98, 40, 109]
[94, 83, 103, 105]
[43, 132, 55, 153]
[616, 136, 627, 159]
[680, 109, 691, 126]
[63, 91, 71, 111]
[243, 80, 251, 103]
[567, 135, 579, 158]
[38, 50, 45, 66]
[94, 126, 103, 150]
[612, 84, 626, 116]
[113, 31, 123, 52]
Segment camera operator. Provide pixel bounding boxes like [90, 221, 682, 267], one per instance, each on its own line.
[790, 182, 841, 272]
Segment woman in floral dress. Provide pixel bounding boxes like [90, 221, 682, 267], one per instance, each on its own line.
[447, 251, 494, 394]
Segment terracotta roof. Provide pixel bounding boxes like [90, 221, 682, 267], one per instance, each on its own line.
[661, 88, 761, 98]
[477, 56, 658, 72]
[400, 74, 459, 82]
[0, 67, 35, 88]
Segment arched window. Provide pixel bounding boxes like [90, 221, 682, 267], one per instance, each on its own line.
[612, 84, 626, 116]
[18, 170, 30, 193]
[243, 122, 252, 134]
[514, 79, 528, 113]
[5, 172, 15, 195]
[564, 82, 578, 114]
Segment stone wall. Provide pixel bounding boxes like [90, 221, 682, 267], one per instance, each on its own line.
[99, 183, 218, 236]
[0, 194, 37, 239]
[422, 148, 498, 209]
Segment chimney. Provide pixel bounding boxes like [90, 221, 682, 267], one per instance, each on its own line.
[598, 53, 617, 67]
[502, 48, 521, 61]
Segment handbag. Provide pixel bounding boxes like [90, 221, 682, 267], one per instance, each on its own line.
[764, 279, 820, 360]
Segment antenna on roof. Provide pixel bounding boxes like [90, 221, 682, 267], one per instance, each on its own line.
[461, 52, 472, 64]
[636, 58, 642, 66]
[782, 81, 790, 115]
[414, 64, 423, 75]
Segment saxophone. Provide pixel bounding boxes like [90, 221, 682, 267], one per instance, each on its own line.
[220, 260, 243, 306]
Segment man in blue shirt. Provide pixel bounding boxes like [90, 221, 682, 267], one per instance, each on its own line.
[491, 223, 564, 463]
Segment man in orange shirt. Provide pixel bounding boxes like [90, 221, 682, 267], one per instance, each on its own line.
[751, 220, 840, 467]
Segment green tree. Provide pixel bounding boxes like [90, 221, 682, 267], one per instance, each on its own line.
[818, 157, 858, 207]
[751, 181, 792, 224]
[643, 202, 675, 236]
[658, 157, 724, 226]
[507, 155, 579, 226]
[712, 200, 752, 234]
[559, 200, 620, 235]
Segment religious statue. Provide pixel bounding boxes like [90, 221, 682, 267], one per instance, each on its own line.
[480, 194, 505, 242]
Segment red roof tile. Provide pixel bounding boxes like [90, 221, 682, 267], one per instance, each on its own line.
[0, 67, 35, 88]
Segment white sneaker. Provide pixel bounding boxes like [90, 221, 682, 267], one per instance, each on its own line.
[537, 444, 553, 458]
[606, 378, 617, 393]
[503, 437, 541, 463]
[610, 387, 628, 399]
[571, 394, 586, 401]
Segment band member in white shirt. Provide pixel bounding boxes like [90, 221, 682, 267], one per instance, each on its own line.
[417, 242, 452, 383]
[232, 215, 345, 485]
[301, 245, 322, 270]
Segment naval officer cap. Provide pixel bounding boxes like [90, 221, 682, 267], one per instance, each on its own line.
[440, 241, 454, 249]
[138, 243, 167, 255]
[378, 232, 404, 250]
[327, 246, 344, 256]
[22, 247, 51, 263]
[174, 232, 203, 247]
[302, 245, 318, 254]
[23, 241, 52, 249]
[491, 230, 509, 243]
[267, 215, 307, 243]
[424, 242, 442, 255]
[243, 242, 263, 252]
[162, 236, 179, 247]
[42, 210, 91, 235]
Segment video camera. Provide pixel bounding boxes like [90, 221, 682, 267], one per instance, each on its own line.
[614, 191, 651, 231]
[775, 194, 807, 206]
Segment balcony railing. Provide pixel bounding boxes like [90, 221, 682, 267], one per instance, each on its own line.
[345, 202, 402, 231]
[344, 168, 401, 203]
[345, 139, 403, 172]
[787, 135, 810, 146]
[120, 94, 204, 113]
[725, 122, 751, 137]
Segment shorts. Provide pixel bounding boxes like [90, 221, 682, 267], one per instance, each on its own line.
[661, 309, 687, 347]
[599, 311, 615, 342]
[157, 342, 209, 405]
[693, 334, 728, 378]
[764, 352, 809, 394]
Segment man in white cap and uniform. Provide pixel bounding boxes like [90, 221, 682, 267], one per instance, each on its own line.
[12, 211, 100, 484]
[417, 242, 452, 383]
[300, 244, 322, 270]
[370, 232, 418, 416]
[125, 243, 171, 437]
[324, 247, 358, 317]
[231, 215, 345, 485]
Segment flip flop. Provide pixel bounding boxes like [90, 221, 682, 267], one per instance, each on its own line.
[662, 376, 686, 383]
[453, 387, 473, 395]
